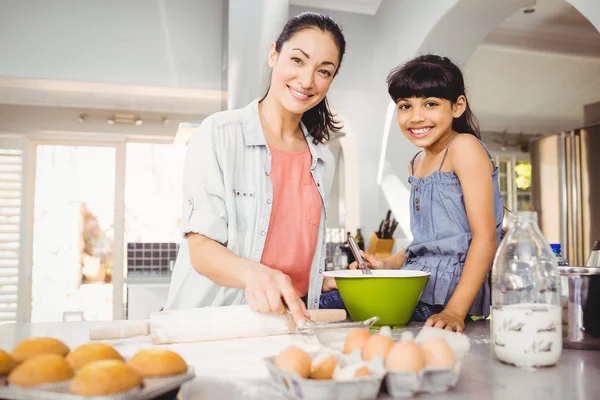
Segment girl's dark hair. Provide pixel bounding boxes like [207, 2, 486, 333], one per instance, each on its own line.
[263, 12, 346, 144]
[386, 54, 480, 139]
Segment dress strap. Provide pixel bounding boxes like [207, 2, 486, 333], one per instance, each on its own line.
[410, 151, 423, 175]
[438, 135, 462, 171]
[438, 134, 495, 170]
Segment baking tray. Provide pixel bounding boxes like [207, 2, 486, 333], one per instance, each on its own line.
[0, 367, 195, 400]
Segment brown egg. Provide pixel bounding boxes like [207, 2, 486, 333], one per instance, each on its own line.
[362, 334, 394, 361]
[420, 338, 456, 368]
[334, 364, 371, 380]
[354, 365, 371, 377]
[385, 341, 426, 373]
[343, 328, 372, 354]
[310, 354, 338, 380]
[274, 346, 311, 378]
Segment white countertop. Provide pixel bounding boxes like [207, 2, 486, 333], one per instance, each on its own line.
[0, 320, 598, 399]
[0, 319, 320, 399]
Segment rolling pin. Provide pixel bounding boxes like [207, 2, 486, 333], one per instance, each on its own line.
[149, 305, 347, 345]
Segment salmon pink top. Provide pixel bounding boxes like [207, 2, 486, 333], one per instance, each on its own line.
[260, 144, 322, 297]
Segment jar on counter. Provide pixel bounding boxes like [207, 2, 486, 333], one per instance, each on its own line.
[491, 211, 562, 368]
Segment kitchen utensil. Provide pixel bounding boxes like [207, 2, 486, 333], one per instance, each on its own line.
[559, 266, 600, 350]
[148, 306, 347, 344]
[377, 220, 384, 239]
[324, 269, 429, 327]
[299, 317, 380, 350]
[585, 240, 600, 267]
[347, 233, 373, 275]
[0, 368, 195, 400]
[88, 320, 150, 340]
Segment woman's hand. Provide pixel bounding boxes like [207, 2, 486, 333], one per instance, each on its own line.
[243, 266, 309, 326]
[349, 251, 385, 270]
[424, 309, 465, 333]
[322, 276, 337, 292]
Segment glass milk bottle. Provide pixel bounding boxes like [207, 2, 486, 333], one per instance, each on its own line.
[491, 211, 562, 367]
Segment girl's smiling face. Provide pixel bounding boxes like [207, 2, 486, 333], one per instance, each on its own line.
[268, 28, 339, 116]
[396, 96, 466, 148]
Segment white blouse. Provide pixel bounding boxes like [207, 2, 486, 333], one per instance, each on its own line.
[164, 99, 334, 311]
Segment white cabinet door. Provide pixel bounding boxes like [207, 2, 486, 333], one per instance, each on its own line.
[127, 284, 169, 320]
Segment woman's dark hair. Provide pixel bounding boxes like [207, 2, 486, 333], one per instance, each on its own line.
[386, 54, 480, 139]
[263, 12, 346, 144]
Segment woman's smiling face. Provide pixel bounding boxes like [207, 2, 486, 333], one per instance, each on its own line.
[268, 28, 339, 116]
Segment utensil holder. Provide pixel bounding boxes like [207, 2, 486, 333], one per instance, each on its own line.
[367, 233, 394, 260]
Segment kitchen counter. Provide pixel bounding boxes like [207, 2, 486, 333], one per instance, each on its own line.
[125, 274, 172, 285]
[0, 320, 598, 399]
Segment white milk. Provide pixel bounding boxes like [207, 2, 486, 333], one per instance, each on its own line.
[491, 303, 562, 367]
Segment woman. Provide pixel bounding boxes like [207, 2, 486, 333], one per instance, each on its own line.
[164, 12, 345, 327]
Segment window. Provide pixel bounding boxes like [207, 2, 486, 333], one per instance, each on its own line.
[0, 147, 23, 323]
[493, 156, 532, 212]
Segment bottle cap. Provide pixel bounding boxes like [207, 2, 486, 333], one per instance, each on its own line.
[550, 243, 561, 252]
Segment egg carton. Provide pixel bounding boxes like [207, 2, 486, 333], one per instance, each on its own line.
[0, 367, 195, 400]
[264, 351, 386, 400]
[383, 327, 471, 398]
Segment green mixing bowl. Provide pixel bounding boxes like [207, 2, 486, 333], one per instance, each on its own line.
[324, 269, 430, 328]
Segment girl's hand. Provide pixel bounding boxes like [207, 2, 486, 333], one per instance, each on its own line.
[322, 276, 337, 292]
[424, 309, 465, 333]
[349, 251, 385, 270]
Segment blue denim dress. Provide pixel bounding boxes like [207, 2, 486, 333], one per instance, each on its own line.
[403, 136, 504, 318]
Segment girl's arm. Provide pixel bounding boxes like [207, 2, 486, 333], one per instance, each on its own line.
[426, 135, 498, 331]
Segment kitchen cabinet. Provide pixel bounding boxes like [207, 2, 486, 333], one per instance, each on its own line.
[126, 278, 170, 320]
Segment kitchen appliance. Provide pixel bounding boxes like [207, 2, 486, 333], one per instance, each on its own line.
[530, 124, 600, 266]
[560, 266, 600, 350]
[586, 240, 600, 267]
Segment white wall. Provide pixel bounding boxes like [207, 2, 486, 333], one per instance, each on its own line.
[290, 1, 458, 246]
[0, 104, 199, 139]
[0, 0, 224, 90]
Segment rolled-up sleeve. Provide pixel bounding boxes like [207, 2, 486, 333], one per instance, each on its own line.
[180, 118, 228, 245]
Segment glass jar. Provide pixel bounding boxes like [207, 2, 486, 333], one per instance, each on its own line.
[491, 211, 562, 367]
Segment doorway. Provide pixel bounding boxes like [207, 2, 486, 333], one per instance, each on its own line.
[30, 143, 118, 322]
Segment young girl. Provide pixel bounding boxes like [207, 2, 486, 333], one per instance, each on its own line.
[350, 54, 504, 332]
[164, 12, 345, 327]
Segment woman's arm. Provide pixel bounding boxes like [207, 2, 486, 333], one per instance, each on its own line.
[180, 119, 307, 324]
[425, 135, 498, 332]
[188, 234, 306, 321]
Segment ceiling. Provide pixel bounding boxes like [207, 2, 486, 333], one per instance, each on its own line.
[289, 0, 382, 15]
[466, 0, 600, 134]
[0, 77, 225, 118]
[0, 0, 598, 136]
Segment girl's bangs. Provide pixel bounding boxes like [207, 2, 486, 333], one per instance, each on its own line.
[388, 65, 453, 103]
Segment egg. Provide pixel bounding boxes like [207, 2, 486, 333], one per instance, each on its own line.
[343, 328, 371, 354]
[362, 334, 394, 361]
[310, 353, 338, 380]
[274, 346, 311, 378]
[334, 364, 371, 381]
[385, 338, 426, 373]
[420, 337, 456, 369]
